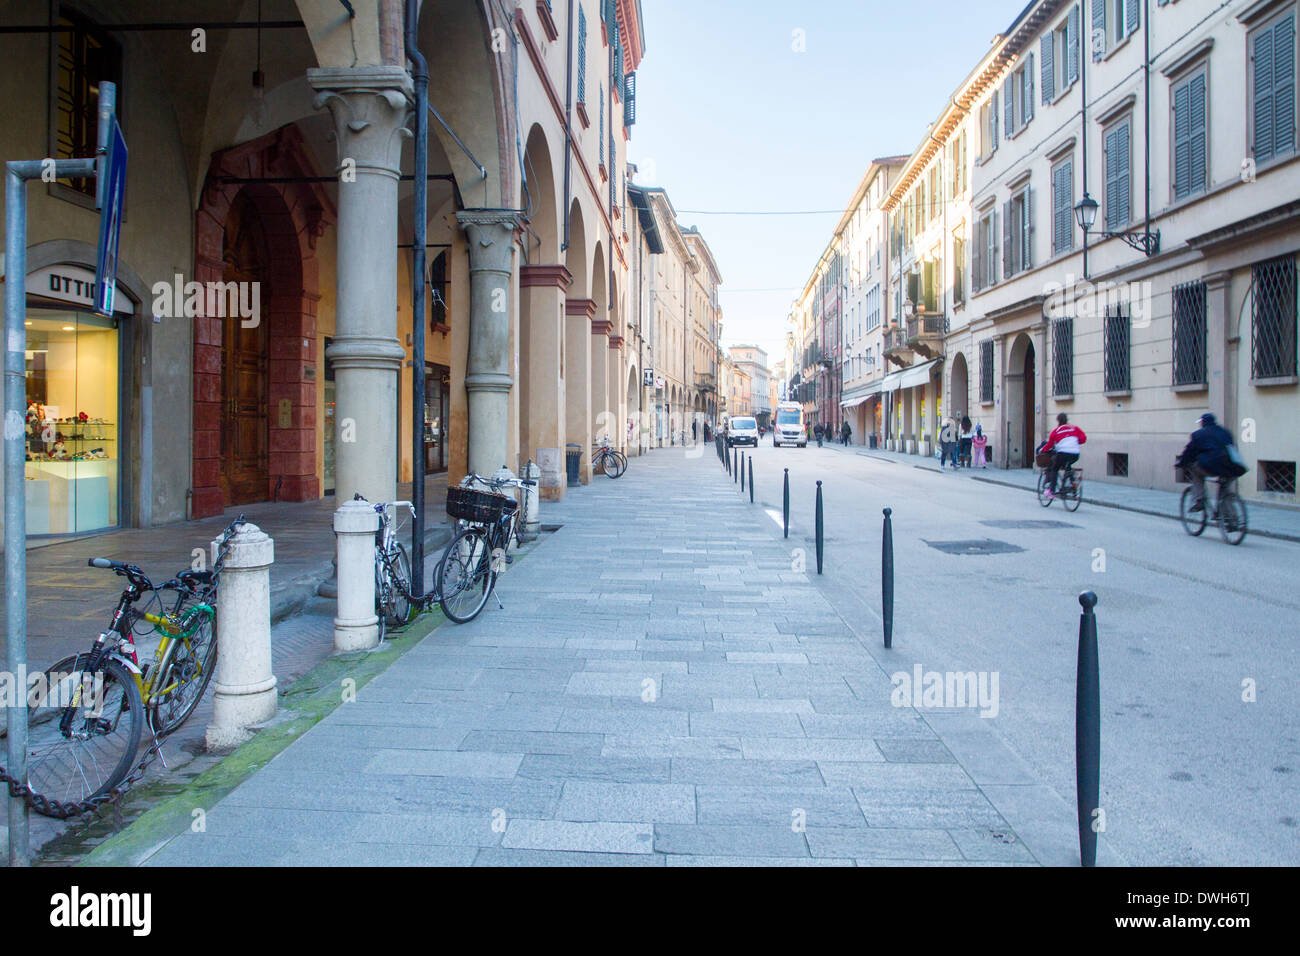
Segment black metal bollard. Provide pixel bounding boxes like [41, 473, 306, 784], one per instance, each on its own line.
[882, 508, 894, 648]
[740, 451, 746, 493]
[815, 480, 824, 575]
[748, 456, 754, 504]
[783, 468, 789, 539]
[734, 449, 738, 484]
[726, 446, 731, 475]
[1076, 591, 1100, 868]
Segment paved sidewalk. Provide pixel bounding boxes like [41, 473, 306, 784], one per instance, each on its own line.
[124, 447, 1118, 866]
[820, 441, 1300, 542]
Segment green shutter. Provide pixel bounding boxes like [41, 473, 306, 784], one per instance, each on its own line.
[1188, 73, 1207, 194]
[1173, 79, 1192, 198]
[1068, 4, 1081, 83]
[1125, 0, 1139, 38]
[578, 7, 587, 104]
[1041, 34, 1054, 104]
[1254, 25, 1274, 161]
[1275, 14, 1296, 159]
[1091, 0, 1106, 61]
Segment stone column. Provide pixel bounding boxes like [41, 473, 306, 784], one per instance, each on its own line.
[520, 264, 570, 498]
[591, 315, 611, 444]
[1206, 271, 1231, 425]
[457, 209, 523, 477]
[565, 298, 595, 482]
[310, 66, 412, 504]
[205, 524, 277, 752]
[334, 499, 380, 652]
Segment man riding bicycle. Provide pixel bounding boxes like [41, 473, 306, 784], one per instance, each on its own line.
[1042, 412, 1086, 500]
[1177, 413, 1241, 512]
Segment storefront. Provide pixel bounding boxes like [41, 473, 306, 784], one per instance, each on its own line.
[20, 264, 133, 537]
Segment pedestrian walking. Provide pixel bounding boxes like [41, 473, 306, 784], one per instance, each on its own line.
[814, 423, 824, 447]
[938, 418, 956, 469]
[959, 415, 974, 468]
[692, 419, 698, 442]
[703, 422, 711, 442]
[972, 424, 988, 468]
[840, 421, 851, 446]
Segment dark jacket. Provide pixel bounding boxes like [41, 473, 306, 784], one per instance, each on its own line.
[1177, 423, 1236, 475]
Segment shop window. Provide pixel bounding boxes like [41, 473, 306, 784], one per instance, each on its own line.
[53, 7, 122, 200]
[24, 310, 120, 534]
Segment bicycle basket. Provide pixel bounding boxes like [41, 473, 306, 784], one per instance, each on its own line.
[446, 486, 516, 523]
[1034, 451, 1054, 468]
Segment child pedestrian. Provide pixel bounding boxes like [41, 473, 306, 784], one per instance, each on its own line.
[972, 424, 988, 468]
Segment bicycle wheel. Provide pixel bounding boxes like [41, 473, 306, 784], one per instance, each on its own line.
[1179, 486, 1207, 536]
[373, 554, 388, 643]
[438, 527, 494, 624]
[11, 653, 144, 810]
[148, 611, 218, 737]
[1217, 492, 1248, 546]
[1036, 472, 1053, 507]
[605, 450, 627, 478]
[384, 543, 414, 626]
[1063, 474, 1083, 512]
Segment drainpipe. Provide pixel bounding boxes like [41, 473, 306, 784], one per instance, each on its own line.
[1081, 27, 1090, 280]
[1143, 0, 1152, 247]
[405, 0, 429, 591]
[561, 0, 574, 251]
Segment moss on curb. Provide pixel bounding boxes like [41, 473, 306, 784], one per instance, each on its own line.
[72, 607, 447, 867]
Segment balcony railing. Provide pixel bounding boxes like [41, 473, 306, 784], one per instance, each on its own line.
[883, 326, 910, 368]
[906, 315, 945, 359]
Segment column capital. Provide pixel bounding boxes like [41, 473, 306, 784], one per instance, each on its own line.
[309, 66, 413, 180]
[457, 209, 524, 275]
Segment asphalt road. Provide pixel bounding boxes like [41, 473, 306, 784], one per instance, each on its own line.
[730, 438, 1299, 866]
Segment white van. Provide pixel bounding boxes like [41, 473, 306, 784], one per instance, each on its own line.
[772, 402, 806, 447]
[726, 416, 759, 447]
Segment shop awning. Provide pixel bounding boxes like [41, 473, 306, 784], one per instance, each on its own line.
[840, 395, 868, 408]
[840, 378, 885, 406]
[896, 358, 940, 391]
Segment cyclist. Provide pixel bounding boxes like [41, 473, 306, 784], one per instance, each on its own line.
[1042, 412, 1087, 500]
[1176, 412, 1240, 512]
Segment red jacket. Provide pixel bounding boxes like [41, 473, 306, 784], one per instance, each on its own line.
[1044, 423, 1087, 454]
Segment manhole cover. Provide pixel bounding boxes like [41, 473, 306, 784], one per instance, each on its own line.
[923, 538, 1026, 555]
[981, 519, 1081, 530]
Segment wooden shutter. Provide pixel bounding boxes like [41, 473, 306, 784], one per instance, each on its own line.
[1189, 73, 1207, 194]
[1023, 187, 1034, 270]
[1173, 79, 1191, 198]
[991, 88, 1000, 149]
[1091, 0, 1106, 61]
[1002, 201, 1012, 277]
[1125, 0, 1139, 38]
[973, 218, 985, 292]
[1068, 5, 1081, 83]
[1004, 80, 1014, 137]
[1275, 14, 1296, 158]
[1026, 54, 1035, 122]
[989, 209, 998, 286]
[1041, 34, 1055, 104]
[1254, 26, 1275, 161]
[577, 7, 588, 103]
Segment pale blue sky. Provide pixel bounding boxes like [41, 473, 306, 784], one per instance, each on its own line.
[629, 0, 1028, 365]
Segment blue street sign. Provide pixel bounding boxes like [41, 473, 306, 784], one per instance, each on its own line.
[94, 116, 127, 317]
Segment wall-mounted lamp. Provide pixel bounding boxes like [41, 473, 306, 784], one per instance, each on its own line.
[1074, 192, 1160, 256]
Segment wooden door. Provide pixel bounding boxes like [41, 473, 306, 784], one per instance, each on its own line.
[1022, 342, 1036, 468]
[219, 194, 270, 506]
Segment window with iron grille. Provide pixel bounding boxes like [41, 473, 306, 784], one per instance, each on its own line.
[1107, 452, 1129, 477]
[1172, 279, 1207, 386]
[1053, 317, 1074, 396]
[1104, 307, 1131, 392]
[980, 339, 995, 402]
[54, 8, 122, 198]
[1251, 255, 1298, 380]
[1259, 460, 1297, 494]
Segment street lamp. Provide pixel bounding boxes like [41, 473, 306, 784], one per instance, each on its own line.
[1074, 191, 1159, 256]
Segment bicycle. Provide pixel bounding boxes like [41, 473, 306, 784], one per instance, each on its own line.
[436, 471, 535, 623]
[1179, 467, 1248, 545]
[353, 494, 417, 641]
[593, 438, 627, 479]
[1036, 461, 1083, 512]
[0, 518, 242, 815]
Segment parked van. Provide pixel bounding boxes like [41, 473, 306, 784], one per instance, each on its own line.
[727, 416, 759, 447]
[772, 402, 807, 448]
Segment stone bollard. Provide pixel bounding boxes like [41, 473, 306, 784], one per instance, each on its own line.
[205, 523, 278, 753]
[522, 460, 542, 539]
[333, 499, 380, 653]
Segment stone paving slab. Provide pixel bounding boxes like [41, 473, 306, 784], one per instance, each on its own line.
[108, 448, 1125, 866]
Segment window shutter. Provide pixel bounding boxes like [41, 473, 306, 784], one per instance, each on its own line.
[989, 209, 999, 285]
[1117, 124, 1131, 228]
[1275, 15, 1296, 158]
[1173, 79, 1191, 198]
[1189, 73, 1207, 194]
[599, 84, 605, 162]
[1091, 0, 1106, 61]
[973, 219, 984, 292]
[1026, 54, 1035, 122]
[1004, 80, 1014, 137]
[1125, 0, 1139, 38]
[1042, 34, 1055, 104]
[1104, 126, 1120, 230]
[1254, 26, 1275, 161]
[1002, 201, 1012, 278]
[1068, 5, 1081, 83]
[1024, 187, 1034, 270]
[991, 89, 1000, 148]
[577, 7, 588, 104]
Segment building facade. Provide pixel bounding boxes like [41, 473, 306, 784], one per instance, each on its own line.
[728, 345, 770, 427]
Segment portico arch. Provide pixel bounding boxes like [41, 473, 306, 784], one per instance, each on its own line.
[1005, 332, 1037, 469]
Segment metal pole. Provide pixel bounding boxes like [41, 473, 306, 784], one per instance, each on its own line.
[733, 449, 738, 483]
[783, 468, 789, 539]
[1076, 590, 1101, 867]
[406, 0, 429, 597]
[5, 150, 94, 867]
[740, 451, 745, 494]
[748, 456, 754, 504]
[815, 480, 824, 575]
[882, 507, 894, 648]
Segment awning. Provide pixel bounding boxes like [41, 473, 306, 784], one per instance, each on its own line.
[840, 395, 868, 408]
[840, 378, 885, 406]
[895, 358, 940, 391]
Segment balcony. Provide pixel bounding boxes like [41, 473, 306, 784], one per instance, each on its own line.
[695, 371, 716, 393]
[906, 314, 945, 359]
[883, 326, 911, 368]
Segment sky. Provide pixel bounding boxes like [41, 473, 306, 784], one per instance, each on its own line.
[629, 0, 1029, 369]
